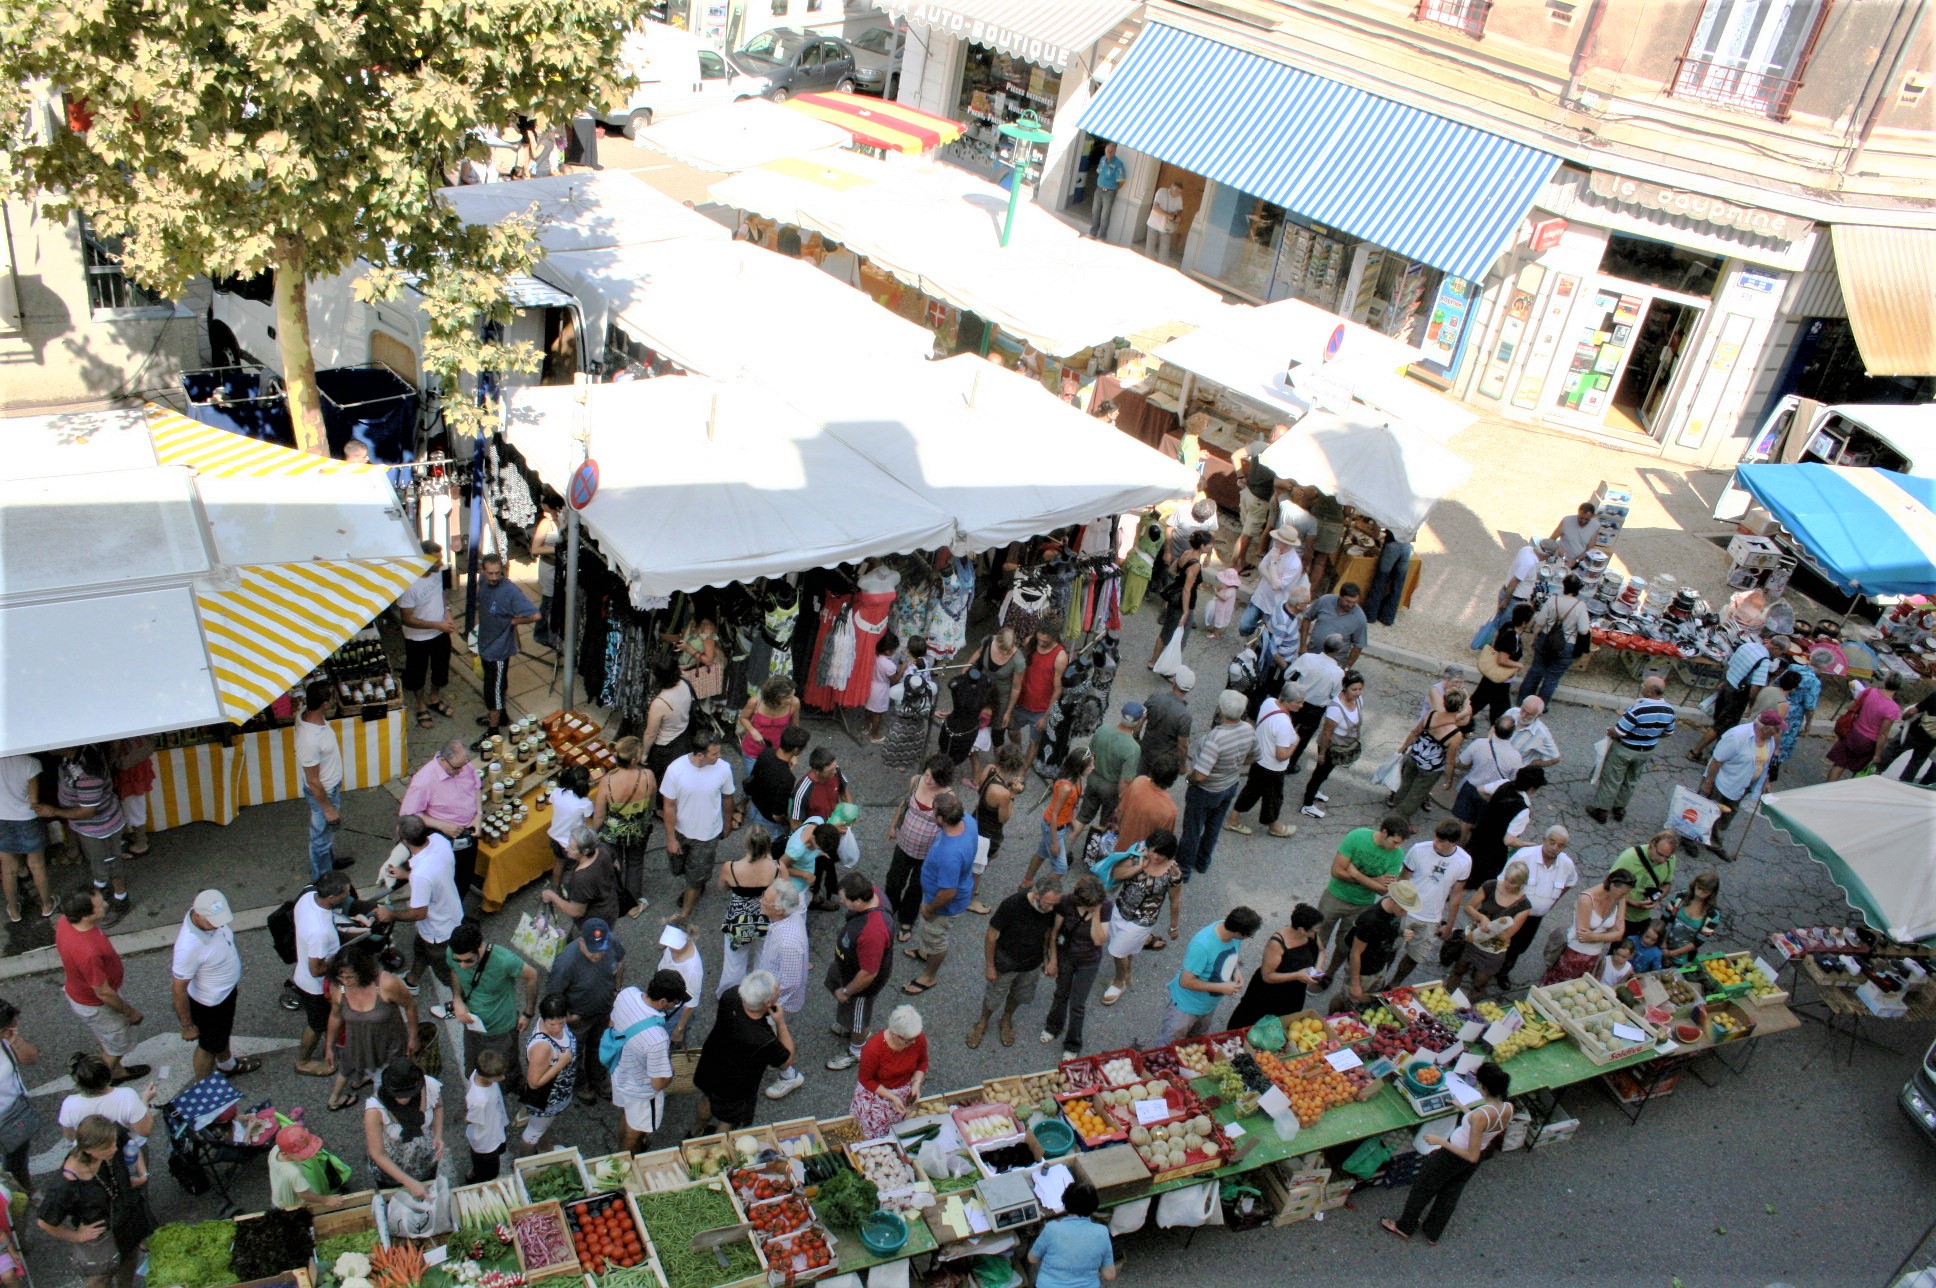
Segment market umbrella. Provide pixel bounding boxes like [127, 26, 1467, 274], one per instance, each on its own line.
[1761, 777, 1936, 944]
[1733, 463, 1936, 597]
[1256, 411, 1471, 542]
[782, 91, 964, 154]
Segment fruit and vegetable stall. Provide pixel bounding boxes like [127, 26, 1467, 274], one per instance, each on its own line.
[147, 961, 1814, 1287]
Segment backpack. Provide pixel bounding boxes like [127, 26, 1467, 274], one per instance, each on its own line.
[1533, 599, 1581, 665]
[599, 1012, 666, 1072]
[266, 887, 316, 965]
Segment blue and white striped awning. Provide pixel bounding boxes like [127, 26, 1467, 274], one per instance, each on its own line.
[1080, 24, 1561, 284]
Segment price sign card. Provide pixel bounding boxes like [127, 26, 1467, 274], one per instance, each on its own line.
[1453, 1052, 1485, 1076]
[1482, 1011, 1524, 1047]
[1611, 1022, 1646, 1043]
[1433, 1040, 1465, 1066]
[1324, 1048, 1363, 1072]
[1457, 1020, 1486, 1043]
[1133, 1099, 1170, 1126]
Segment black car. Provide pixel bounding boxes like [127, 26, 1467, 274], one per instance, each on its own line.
[733, 27, 857, 101]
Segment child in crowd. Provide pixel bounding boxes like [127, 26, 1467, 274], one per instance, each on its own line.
[465, 1048, 510, 1184]
[1596, 937, 1638, 990]
[1022, 749, 1090, 887]
[864, 631, 903, 742]
[1205, 568, 1241, 639]
[1630, 922, 1665, 974]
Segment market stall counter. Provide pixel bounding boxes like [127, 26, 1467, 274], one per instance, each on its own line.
[147, 709, 407, 831]
[475, 711, 615, 912]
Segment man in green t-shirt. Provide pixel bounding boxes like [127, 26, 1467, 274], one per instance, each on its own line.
[445, 921, 541, 1076]
[1076, 703, 1144, 854]
[1313, 814, 1414, 953]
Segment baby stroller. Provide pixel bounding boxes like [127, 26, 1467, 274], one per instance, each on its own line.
[160, 1073, 280, 1216]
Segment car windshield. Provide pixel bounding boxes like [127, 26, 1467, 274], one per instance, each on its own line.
[851, 28, 894, 54]
[739, 31, 804, 62]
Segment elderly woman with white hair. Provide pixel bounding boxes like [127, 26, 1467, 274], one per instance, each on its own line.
[755, 881, 811, 1102]
[847, 1005, 929, 1136]
[690, 970, 794, 1136]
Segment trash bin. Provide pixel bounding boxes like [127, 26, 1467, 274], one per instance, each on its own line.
[180, 365, 293, 444]
[315, 364, 419, 463]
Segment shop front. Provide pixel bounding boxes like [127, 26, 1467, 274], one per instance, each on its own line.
[1076, 22, 1554, 387]
[885, 0, 1139, 202]
[1451, 166, 1816, 466]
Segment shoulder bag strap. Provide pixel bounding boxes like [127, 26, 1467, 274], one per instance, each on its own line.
[460, 944, 494, 1002]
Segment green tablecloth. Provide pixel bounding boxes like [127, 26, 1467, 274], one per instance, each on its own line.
[1499, 1038, 1660, 1094]
[833, 1212, 938, 1274]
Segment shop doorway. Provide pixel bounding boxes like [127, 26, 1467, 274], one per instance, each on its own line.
[1148, 162, 1205, 259]
[1612, 298, 1701, 434]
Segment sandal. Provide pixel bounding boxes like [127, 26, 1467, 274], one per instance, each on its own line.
[417, 711, 435, 729]
[1146, 937, 1168, 951]
[896, 928, 912, 944]
[1380, 1219, 1410, 1241]
[427, 700, 456, 717]
[901, 979, 937, 996]
[902, 947, 928, 962]
[326, 1092, 358, 1112]
[968, 900, 993, 915]
[1223, 821, 1254, 836]
[4, 905, 18, 924]
[227, 1056, 263, 1075]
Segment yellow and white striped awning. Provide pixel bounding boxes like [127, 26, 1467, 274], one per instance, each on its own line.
[147, 404, 432, 725]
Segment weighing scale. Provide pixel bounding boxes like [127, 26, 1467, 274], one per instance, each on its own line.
[977, 1171, 1041, 1230]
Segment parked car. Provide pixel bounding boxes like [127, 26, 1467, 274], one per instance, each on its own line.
[601, 21, 772, 135]
[733, 28, 857, 101]
[847, 26, 903, 98]
[1902, 1037, 1936, 1146]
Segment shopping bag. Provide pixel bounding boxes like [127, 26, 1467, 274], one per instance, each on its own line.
[1370, 753, 1404, 793]
[1664, 784, 1723, 843]
[1588, 737, 1611, 786]
[1155, 1180, 1224, 1228]
[512, 911, 567, 969]
[1151, 625, 1185, 678]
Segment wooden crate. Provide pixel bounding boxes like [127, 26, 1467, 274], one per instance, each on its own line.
[635, 1178, 768, 1288]
[585, 1151, 642, 1194]
[514, 1146, 591, 1203]
[1256, 1164, 1329, 1227]
[632, 1147, 692, 1194]
[310, 1194, 375, 1239]
[563, 1189, 655, 1278]
[818, 1115, 863, 1148]
[768, 1117, 827, 1162]
[507, 1200, 581, 1282]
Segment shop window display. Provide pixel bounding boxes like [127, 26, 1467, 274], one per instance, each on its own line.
[954, 45, 1061, 174]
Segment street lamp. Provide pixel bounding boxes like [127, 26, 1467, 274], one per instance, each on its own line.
[997, 110, 1054, 249]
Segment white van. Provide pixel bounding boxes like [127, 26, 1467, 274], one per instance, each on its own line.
[1713, 396, 1936, 522]
[601, 22, 771, 137]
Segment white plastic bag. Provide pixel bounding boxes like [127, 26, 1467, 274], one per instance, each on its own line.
[1371, 754, 1404, 793]
[838, 829, 862, 870]
[1665, 784, 1723, 843]
[1107, 1196, 1150, 1234]
[512, 911, 567, 969]
[1152, 626, 1185, 678]
[972, 835, 992, 876]
[1155, 1180, 1224, 1228]
[1588, 737, 1611, 786]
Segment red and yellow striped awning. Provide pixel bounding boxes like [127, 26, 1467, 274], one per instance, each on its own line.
[783, 92, 964, 155]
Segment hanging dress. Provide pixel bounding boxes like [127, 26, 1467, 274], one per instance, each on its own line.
[804, 598, 859, 710]
[927, 559, 974, 660]
[891, 574, 936, 642]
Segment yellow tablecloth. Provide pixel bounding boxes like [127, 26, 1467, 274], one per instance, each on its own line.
[479, 786, 556, 912]
[145, 710, 407, 831]
[1331, 549, 1422, 610]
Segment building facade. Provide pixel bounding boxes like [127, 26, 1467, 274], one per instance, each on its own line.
[1, 192, 205, 415]
[1071, 0, 1935, 466]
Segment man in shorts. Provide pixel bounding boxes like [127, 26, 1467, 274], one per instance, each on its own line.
[1386, 821, 1472, 987]
[290, 872, 358, 1076]
[1229, 425, 1288, 574]
[55, 887, 148, 1084]
[901, 794, 978, 995]
[825, 872, 893, 1070]
[393, 540, 458, 725]
[969, 876, 1063, 1049]
[608, 969, 690, 1152]
[447, 920, 542, 1076]
[170, 889, 262, 1082]
[378, 815, 464, 1001]
[660, 732, 739, 919]
[1099, 829, 1183, 1005]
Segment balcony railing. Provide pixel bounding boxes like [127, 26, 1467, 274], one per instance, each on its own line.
[1671, 54, 1804, 119]
[1413, 0, 1491, 39]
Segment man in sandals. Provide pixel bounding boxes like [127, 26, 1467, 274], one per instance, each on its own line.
[170, 889, 263, 1082]
[395, 540, 460, 729]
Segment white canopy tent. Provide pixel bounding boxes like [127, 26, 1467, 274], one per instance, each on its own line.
[0, 408, 429, 757]
[1154, 299, 1477, 439]
[631, 98, 851, 173]
[500, 379, 957, 600]
[783, 355, 1200, 552]
[535, 240, 935, 384]
[710, 150, 1225, 357]
[438, 170, 729, 255]
[1257, 411, 1472, 542]
[1762, 777, 1936, 944]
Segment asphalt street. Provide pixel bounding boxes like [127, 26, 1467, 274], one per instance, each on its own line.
[5, 597, 1933, 1288]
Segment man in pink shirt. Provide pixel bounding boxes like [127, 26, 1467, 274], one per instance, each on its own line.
[400, 739, 481, 895]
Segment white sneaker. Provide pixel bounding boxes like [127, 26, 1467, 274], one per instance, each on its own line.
[1300, 804, 1327, 819]
[1314, 791, 1330, 802]
[765, 1070, 806, 1100]
[825, 1052, 859, 1072]
[1039, 1030, 1056, 1044]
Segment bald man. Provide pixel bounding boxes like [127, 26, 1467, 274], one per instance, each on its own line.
[1587, 676, 1678, 823]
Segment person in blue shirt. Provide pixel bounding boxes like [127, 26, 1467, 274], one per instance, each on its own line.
[475, 553, 539, 741]
[1088, 143, 1126, 239]
[1154, 906, 1261, 1045]
[901, 794, 979, 996]
[1029, 1181, 1116, 1288]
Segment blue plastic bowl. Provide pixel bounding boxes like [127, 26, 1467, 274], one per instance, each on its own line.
[859, 1210, 908, 1255]
[1033, 1119, 1078, 1157]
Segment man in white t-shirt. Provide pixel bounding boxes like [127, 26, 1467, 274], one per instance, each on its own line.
[291, 873, 357, 1076]
[394, 541, 459, 726]
[378, 816, 464, 1002]
[295, 680, 347, 882]
[171, 889, 260, 1081]
[1226, 682, 1303, 839]
[1387, 820, 1471, 985]
[659, 733, 739, 919]
[1470, 536, 1562, 650]
[1281, 636, 1347, 775]
[1501, 825, 1578, 984]
[0, 752, 53, 919]
[609, 969, 690, 1152]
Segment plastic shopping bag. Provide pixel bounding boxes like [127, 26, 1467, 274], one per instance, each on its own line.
[1665, 784, 1723, 843]
[1152, 625, 1185, 679]
[513, 911, 567, 969]
[1589, 737, 1611, 786]
[1371, 754, 1404, 793]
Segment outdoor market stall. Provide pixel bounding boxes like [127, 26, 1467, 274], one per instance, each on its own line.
[1, 408, 429, 816]
[158, 960, 1812, 1288]
[534, 239, 937, 387]
[782, 91, 966, 156]
[1257, 411, 1472, 545]
[632, 95, 853, 173]
[707, 148, 1224, 367]
[439, 169, 731, 255]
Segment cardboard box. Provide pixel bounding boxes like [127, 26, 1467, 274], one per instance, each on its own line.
[1317, 1179, 1356, 1211]
[1527, 1117, 1580, 1149]
[1072, 1144, 1150, 1204]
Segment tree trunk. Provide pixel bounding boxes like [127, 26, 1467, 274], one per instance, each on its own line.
[274, 240, 328, 456]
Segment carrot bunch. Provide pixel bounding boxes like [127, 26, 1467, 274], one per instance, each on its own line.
[372, 1241, 427, 1288]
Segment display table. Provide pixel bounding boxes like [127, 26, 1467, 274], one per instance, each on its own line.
[477, 784, 555, 912]
[1331, 548, 1422, 610]
[145, 710, 406, 831]
[836, 1209, 939, 1274]
[1789, 958, 1936, 1064]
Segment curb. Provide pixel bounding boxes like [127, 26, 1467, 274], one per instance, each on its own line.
[0, 904, 277, 982]
[1359, 640, 1712, 722]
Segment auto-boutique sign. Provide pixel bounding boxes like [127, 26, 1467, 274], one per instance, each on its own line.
[896, 3, 1073, 70]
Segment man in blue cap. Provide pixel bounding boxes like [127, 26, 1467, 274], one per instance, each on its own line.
[545, 918, 626, 1105]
